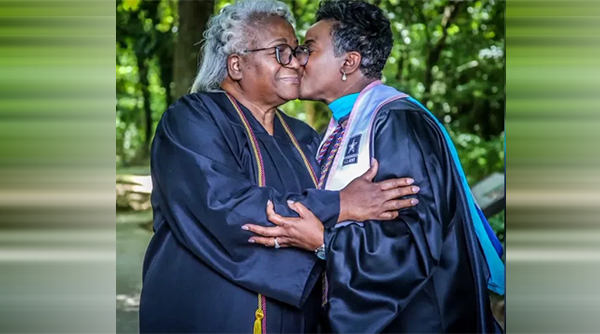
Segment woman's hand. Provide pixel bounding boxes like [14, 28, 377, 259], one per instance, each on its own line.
[243, 200, 324, 252]
[338, 159, 420, 222]
[243, 158, 420, 251]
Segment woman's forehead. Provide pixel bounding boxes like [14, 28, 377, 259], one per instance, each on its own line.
[304, 20, 332, 44]
[251, 15, 297, 46]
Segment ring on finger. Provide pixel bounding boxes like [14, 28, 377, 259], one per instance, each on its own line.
[274, 237, 280, 249]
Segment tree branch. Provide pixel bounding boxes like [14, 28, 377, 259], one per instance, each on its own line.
[416, 4, 431, 49]
[422, 1, 464, 106]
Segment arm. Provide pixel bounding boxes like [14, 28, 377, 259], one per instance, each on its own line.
[243, 161, 419, 251]
[152, 96, 337, 307]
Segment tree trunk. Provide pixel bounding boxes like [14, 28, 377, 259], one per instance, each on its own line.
[173, 0, 215, 98]
[137, 55, 153, 160]
[159, 51, 174, 106]
[395, 50, 405, 82]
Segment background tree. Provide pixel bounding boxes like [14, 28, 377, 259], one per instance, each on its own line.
[173, 0, 215, 99]
[116, 0, 505, 236]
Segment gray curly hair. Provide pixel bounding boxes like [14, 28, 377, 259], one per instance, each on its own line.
[191, 0, 295, 93]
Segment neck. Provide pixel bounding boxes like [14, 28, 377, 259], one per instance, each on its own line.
[221, 81, 277, 135]
[324, 77, 377, 104]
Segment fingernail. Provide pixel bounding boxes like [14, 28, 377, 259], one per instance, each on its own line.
[267, 200, 272, 206]
[241, 225, 249, 231]
[406, 178, 414, 185]
[248, 238, 255, 243]
[411, 198, 419, 205]
[287, 200, 295, 205]
[412, 186, 420, 193]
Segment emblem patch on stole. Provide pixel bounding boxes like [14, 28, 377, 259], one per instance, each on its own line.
[342, 134, 361, 166]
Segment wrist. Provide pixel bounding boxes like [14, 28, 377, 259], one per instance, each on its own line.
[309, 229, 324, 251]
[338, 190, 350, 222]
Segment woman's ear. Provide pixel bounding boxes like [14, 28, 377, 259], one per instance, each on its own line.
[341, 51, 362, 75]
[227, 54, 243, 81]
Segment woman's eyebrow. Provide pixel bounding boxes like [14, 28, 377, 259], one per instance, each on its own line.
[266, 37, 287, 46]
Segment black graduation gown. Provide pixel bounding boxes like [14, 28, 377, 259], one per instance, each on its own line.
[139, 92, 339, 333]
[323, 98, 500, 333]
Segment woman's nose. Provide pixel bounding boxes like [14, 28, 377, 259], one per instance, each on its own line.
[285, 54, 300, 69]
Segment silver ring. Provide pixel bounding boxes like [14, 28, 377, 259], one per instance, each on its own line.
[274, 237, 280, 249]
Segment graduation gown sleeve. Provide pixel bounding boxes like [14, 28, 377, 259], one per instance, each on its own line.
[323, 100, 497, 333]
[151, 95, 339, 308]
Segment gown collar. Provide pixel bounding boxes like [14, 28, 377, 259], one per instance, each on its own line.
[328, 93, 360, 123]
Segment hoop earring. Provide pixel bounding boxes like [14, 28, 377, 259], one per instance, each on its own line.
[341, 71, 347, 82]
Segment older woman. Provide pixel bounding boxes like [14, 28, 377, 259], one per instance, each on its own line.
[138, 1, 419, 333]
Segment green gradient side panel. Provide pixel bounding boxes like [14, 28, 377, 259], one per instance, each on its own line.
[0, 1, 116, 333]
[506, 1, 600, 332]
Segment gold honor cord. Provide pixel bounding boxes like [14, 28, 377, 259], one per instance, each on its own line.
[225, 93, 318, 334]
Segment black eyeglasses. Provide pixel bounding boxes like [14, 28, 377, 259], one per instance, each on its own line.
[244, 44, 311, 66]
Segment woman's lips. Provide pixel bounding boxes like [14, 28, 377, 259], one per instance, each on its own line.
[279, 76, 300, 84]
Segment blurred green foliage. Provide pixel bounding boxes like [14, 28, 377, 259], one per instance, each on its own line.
[488, 209, 505, 243]
[116, 0, 505, 234]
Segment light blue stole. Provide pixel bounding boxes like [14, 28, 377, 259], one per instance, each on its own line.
[317, 80, 505, 295]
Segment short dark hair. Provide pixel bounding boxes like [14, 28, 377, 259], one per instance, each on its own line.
[315, 0, 392, 79]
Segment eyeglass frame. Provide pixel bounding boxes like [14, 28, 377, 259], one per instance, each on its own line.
[243, 44, 312, 66]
